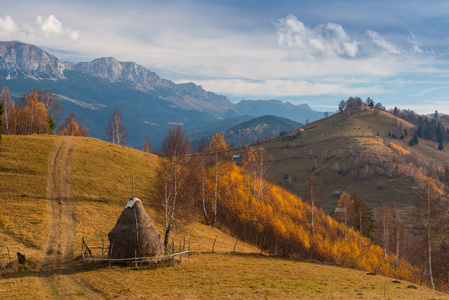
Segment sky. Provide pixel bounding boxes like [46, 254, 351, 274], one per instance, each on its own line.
[1, 0, 449, 113]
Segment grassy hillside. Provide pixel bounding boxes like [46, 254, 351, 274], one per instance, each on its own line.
[233, 107, 449, 219]
[0, 134, 446, 299]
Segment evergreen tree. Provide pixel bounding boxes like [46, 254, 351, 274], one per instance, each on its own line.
[438, 141, 444, 151]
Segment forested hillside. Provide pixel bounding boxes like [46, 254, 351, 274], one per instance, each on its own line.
[232, 103, 449, 291]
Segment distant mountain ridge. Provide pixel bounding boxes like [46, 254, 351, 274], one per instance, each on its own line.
[235, 100, 325, 123]
[0, 40, 325, 148]
[194, 115, 302, 148]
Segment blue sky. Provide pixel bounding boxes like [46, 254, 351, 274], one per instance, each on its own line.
[2, 0, 449, 113]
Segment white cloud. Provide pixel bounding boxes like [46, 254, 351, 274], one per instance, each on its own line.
[407, 32, 424, 54]
[180, 78, 382, 98]
[36, 15, 80, 41]
[36, 15, 62, 34]
[0, 14, 80, 43]
[275, 14, 359, 59]
[0, 15, 18, 36]
[366, 30, 401, 55]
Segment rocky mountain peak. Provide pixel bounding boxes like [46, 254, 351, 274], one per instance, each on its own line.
[74, 57, 173, 91]
[0, 41, 73, 79]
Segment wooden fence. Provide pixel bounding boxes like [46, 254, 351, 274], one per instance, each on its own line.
[81, 237, 192, 266]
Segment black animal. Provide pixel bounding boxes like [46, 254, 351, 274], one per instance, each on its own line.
[17, 252, 26, 264]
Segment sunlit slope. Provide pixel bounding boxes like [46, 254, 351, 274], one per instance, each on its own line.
[239, 107, 448, 217]
[0, 135, 258, 257]
[0, 134, 447, 299]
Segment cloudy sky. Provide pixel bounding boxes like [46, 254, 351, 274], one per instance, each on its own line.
[2, 0, 449, 113]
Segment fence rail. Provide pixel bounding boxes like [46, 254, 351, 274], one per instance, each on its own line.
[81, 238, 191, 266]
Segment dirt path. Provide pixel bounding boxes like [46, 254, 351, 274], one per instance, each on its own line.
[40, 137, 103, 299]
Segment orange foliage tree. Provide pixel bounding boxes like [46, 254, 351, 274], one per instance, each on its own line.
[57, 111, 89, 136]
[197, 162, 420, 284]
[16, 89, 55, 134]
[1, 87, 61, 135]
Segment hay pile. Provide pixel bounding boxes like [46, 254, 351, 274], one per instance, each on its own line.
[108, 198, 165, 260]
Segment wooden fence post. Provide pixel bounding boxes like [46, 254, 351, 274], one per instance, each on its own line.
[233, 239, 239, 253]
[171, 239, 175, 263]
[109, 244, 113, 267]
[212, 235, 218, 253]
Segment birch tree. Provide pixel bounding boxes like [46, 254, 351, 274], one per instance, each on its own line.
[142, 136, 152, 153]
[304, 176, 321, 253]
[376, 205, 392, 258]
[106, 107, 128, 145]
[1, 86, 16, 134]
[243, 146, 269, 202]
[337, 192, 351, 238]
[0, 98, 3, 143]
[415, 177, 446, 290]
[209, 132, 229, 226]
[154, 124, 195, 250]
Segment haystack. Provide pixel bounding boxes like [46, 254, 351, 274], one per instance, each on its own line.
[108, 198, 165, 260]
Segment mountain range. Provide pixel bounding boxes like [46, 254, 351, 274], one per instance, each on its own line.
[0, 41, 326, 148]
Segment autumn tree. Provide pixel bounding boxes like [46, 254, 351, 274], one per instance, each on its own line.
[0, 98, 3, 143]
[414, 177, 447, 290]
[154, 124, 196, 249]
[106, 108, 128, 145]
[57, 111, 88, 136]
[35, 89, 63, 123]
[197, 145, 211, 224]
[142, 136, 152, 153]
[209, 132, 230, 226]
[304, 176, 321, 254]
[336, 192, 351, 237]
[243, 146, 269, 202]
[392, 208, 403, 268]
[349, 191, 373, 242]
[376, 205, 393, 258]
[1, 86, 17, 134]
[15, 89, 54, 134]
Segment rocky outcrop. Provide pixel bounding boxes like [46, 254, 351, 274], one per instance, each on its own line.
[74, 57, 237, 114]
[74, 57, 173, 91]
[0, 41, 73, 79]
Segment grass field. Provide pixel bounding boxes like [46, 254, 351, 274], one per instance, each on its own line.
[233, 108, 447, 220]
[0, 134, 447, 299]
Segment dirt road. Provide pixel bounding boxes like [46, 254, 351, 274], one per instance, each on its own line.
[40, 137, 103, 299]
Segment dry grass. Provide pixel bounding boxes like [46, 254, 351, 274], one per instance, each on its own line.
[74, 253, 448, 299]
[233, 108, 425, 219]
[0, 134, 447, 299]
[0, 135, 55, 254]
